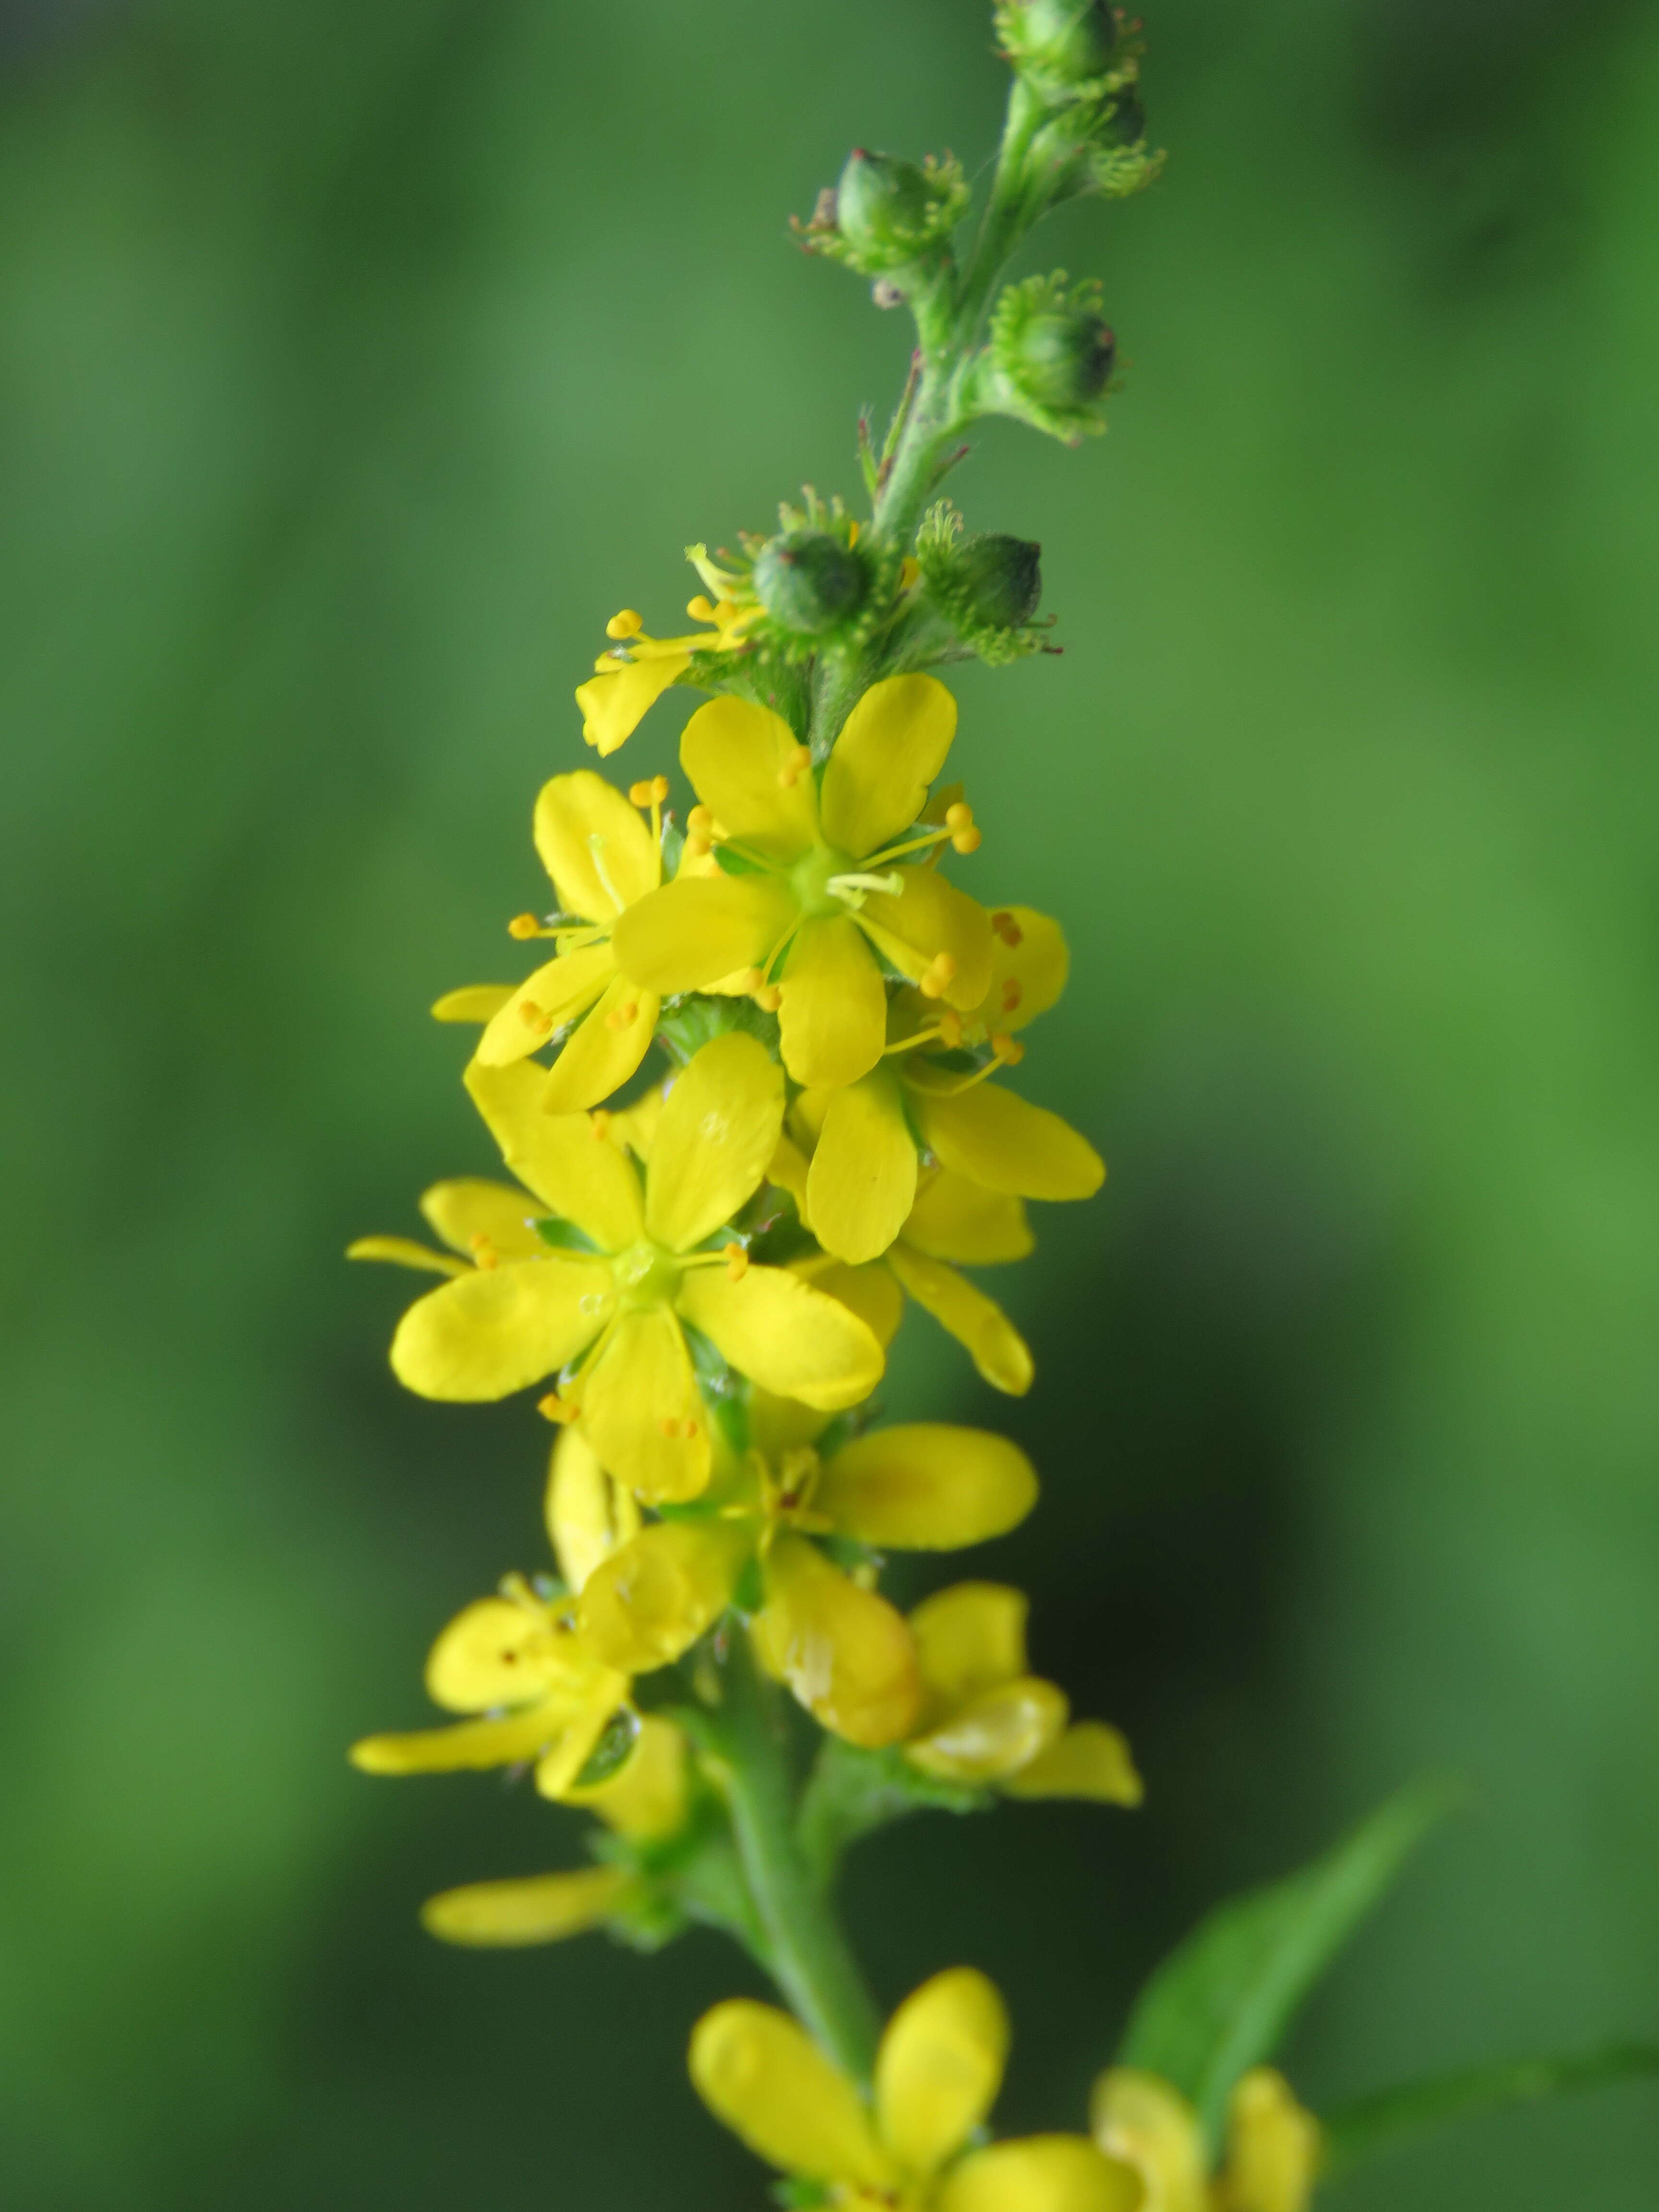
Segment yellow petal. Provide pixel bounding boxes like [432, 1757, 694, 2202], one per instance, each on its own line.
[612, 872, 798, 996]
[646, 1031, 784, 1252]
[681, 693, 818, 859]
[779, 915, 888, 1088]
[858, 869, 992, 1011]
[903, 1169, 1033, 1264]
[419, 1176, 550, 1263]
[886, 1243, 1034, 1396]
[578, 1519, 749, 1671]
[938, 2137, 1145, 2212]
[606, 1081, 665, 1160]
[798, 1256, 906, 1349]
[875, 1967, 1008, 2178]
[908, 1584, 1029, 1704]
[815, 1424, 1036, 1550]
[424, 1595, 566, 1711]
[971, 907, 1069, 1037]
[754, 1534, 921, 1747]
[908, 1082, 1104, 1202]
[532, 1682, 628, 1796]
[676, 1264, 884, 1410]
[576, 651, 688, 756]
[563, 1714, 690, 1841]
[1090, 2070, 1208, 2212]
[907, 1675, 1069, 1784]
[421, 1864, 627, 1947]
[349, 1704, 563, 1774]
[464, 1058, 644, 1249]
[747, 1386, 833, 1457]
[1003, 1722, 1143, 1807]
[533, 769, 660, 920]
[432, 983, 515, 1023]
[1216, 2070, 1321, 2212]
[541, 976, 661, 1112]
[389, 1256, 613, 1400]
[473, 943, 616, 1068]
[804, 1070, 917, 1265]
[346, 1235, 467, 1278]
[422, 1867, 628, 1955]
[688, 1998, 893, 2188]
[768, 1130, 813, 1215]
[579, 1307, 711, 1503]
[819, 673, 957, 860]
[545, 1425, 641, 1592]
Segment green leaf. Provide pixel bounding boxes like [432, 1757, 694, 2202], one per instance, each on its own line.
[1118, 1779, 1455, 2152]
[1319, 2041, 1659, 2178]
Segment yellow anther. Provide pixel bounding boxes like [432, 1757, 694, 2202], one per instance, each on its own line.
[469, 1232, 499, 1271]
[753, 982, 782, 1013]
[991, 910, 1023, 947]
[722, 1241, 750, 1282]
[951, 824, 982, 854]
[604, 999, 640, 1031]
[589, 1109, 613, 1141]
[938, 1008, 964, 1048]
[991, 1032, 1025, 1066]
[1001, 979, 1023, 1012]
[945, 802, 974, 829]
[687, 805, 715, 836]
[518, 998, 554, 1035]
[605, 609, 643, 639]
[686, 594, 716, 622]
[508, 912, 543, 939]
[777, 744, 813, 790]
[900, 555, 921, 590]
[712, 599, 739, 624]
[846, 520, 860, 545]
[919, 951, 958, 1000]
[537, 1392, 578, 1425]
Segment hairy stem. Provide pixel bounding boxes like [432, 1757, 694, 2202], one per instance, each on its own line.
[710, 1633, 882, 2079]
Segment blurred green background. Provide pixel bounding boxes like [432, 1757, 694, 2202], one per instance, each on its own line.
[4, 0, 1658, 2203]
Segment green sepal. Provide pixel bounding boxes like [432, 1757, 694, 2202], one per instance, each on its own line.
[713, 842, 771, 877]
[796, 1735, 992, 1886]
[772, 2181, 832, 2209]
[1118, 1779, 1456, 2154]
[534, 1215, 601, 1254]
[655, 991, 782, 1064]
[572, 1704, 641, 1788]
[1319, 2040, 1659, 2179]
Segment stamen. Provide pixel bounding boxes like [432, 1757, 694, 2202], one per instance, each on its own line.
[777, 744, 812, 790]
[753, 981, 782, 1013]
[827, 868, 904, 908]
[537, 1392, 578, 1425]
[899, 555, 921, 590]
[938, 1008, 964, 1048]
[861, 826, 951, 866]
[686, 594, 716, 622]
[945, 801, 981, 854]
[590, 1110, 613, 1142]
[508, 912, 545, 939]
[629, 775, 671, 808]
[517, 999, 555, 1035]
[469, 1232, 499, 1271]
[722, 1242, 750, 1282]
[604, 999, 640, 1031]
[990, 1032, 1025, 1066]
[991, 910, 1023, 947]
[685, 803, 715, 860]
[606, 609, 643, 640]
[918, 950, 958, 1000]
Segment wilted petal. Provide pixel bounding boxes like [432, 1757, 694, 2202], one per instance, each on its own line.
[906, 1673, 1068, 1784]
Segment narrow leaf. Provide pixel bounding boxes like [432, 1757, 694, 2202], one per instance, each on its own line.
[1319, 2041, 1659, 2177]
[1118, 1779, 1455, 2151]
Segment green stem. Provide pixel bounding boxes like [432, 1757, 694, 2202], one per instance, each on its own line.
[710, 1633, 882, 2080]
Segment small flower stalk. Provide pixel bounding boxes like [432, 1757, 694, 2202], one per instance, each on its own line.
[346, 7, 1658, 2203]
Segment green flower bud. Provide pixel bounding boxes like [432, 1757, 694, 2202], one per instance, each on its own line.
[1006, 301, 1115, 413]
[997, 0, 1118, 100]
[831, 148, 968, 273]
[753, 529, 867, 636]
[951, 533, 1044, 629]
[1100, 87, 1145, 146]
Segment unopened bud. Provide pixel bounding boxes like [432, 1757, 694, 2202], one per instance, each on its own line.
[951, 533, 1043, 629]
[1009, 303, 1114, 413]
[753, 529, 867, 637]
[837, 149, 952, 271]
[998, 0, 1118, 99]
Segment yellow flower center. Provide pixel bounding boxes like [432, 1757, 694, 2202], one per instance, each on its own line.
[612, 1239, 683, 1309]
[791, 841, 904, 918]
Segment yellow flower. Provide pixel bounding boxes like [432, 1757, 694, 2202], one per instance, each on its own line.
[893, 901, 1070, 1053]
[577, 1392, 1039, 1748]
[351, 1034, 885, 1501]
[771, 975, 1103, 1271]
[691, 1967, 1142, 2212]
[611, 676, 994, 1089]
[902, 1583, 1142, 1805]
[457, 770, 674, 1109]
[575, 600, 756, 757]
[1091, 2068, 1320, 2212]
[349, 1424, 693, 1954]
